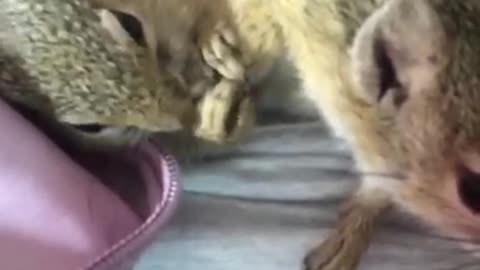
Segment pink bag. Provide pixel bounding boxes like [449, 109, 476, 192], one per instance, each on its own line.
[0, 98, 181, 270]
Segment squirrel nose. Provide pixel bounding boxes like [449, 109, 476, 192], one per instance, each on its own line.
[457, 164, 480, 214]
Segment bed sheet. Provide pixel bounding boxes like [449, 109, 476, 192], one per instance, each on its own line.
[135, 122, 473, 270]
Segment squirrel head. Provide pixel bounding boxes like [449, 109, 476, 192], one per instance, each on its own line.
[351, 0, 480, 244]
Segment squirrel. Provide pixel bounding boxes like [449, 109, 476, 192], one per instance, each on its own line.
[0, 0, 255, 153]
[96, 7, 255, 146]
[88, 0, 480, 269]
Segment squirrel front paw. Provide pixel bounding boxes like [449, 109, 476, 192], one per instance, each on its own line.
[201, 22, 245, 81]
[303, 193, 390, 270]
[194, 79, 255, 144]
[303, 229, 364, 270]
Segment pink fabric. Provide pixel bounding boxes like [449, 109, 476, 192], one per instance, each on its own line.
[0, 98, 181, 270]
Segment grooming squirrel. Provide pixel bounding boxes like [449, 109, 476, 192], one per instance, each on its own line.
[0, 0, 254, 153]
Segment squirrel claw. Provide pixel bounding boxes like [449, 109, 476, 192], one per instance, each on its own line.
[201, 22, 245, 81]
[194, 79, 254, 143]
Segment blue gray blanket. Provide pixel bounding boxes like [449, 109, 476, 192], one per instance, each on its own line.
[135, 122, 473, 270]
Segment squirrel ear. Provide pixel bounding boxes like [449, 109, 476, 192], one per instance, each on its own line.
[350, 0, 449, 106]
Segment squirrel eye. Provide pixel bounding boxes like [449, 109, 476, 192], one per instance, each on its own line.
[457, 165, 480, 214]
[111, 11, 146, 46]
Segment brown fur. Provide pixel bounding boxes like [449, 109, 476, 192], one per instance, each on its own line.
[89, 0, 480, 269]
[0, 0, 255, 155]
[0, 0, 202, 131]
[9, 0, 480, 270]
[92, 0, 248, 96]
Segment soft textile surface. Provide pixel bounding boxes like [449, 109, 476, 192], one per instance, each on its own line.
[0, 98, 179, 270]
[136, 122, 475, 270]
[134, 57, 476, 269]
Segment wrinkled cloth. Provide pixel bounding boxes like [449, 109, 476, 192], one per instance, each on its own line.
[0, 98, 180, 270]
[133, 57, 474, 270]
[136, 123, 474, 270]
